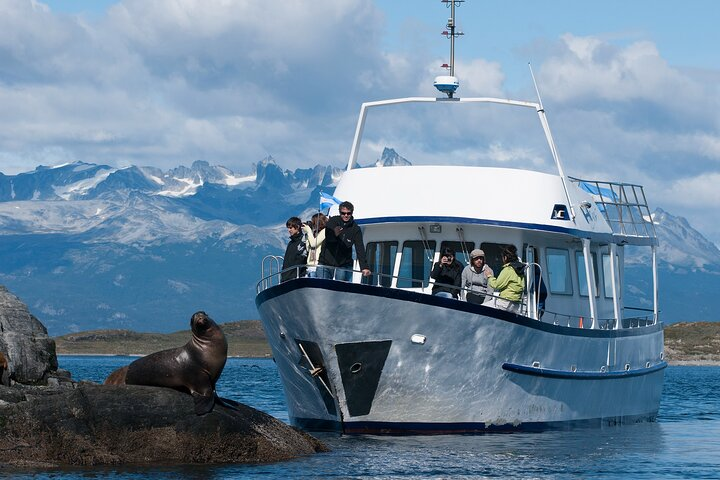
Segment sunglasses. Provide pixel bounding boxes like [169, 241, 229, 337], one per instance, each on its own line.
[340, 211, 353, 216]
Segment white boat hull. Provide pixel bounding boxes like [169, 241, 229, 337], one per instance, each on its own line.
[256, 278, 665, 434]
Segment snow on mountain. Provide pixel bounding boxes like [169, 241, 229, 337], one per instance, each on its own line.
[374, 147, 412, 167]
[1, 155, 718, 271]
[626, 208, 720, 273]
[0, 162, 116, 201]
[156, 160, 257, 196]
[1, 152, 720, 333]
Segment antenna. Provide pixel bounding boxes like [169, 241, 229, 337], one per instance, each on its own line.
[528, 62, 544, 111]
[434, 0, 464, 98]
[528, 62, 577, 220]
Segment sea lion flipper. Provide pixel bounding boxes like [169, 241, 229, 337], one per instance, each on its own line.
[215, 395, 240, 411]
[192, 391, 216, 415]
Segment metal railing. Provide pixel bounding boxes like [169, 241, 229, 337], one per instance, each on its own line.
[256, 264, 656, 330]
[569, 177, 657, 242]
[259, 255, 284, 292]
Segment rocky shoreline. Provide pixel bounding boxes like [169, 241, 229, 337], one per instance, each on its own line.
[0, 381, 326, 469]
[663, 321, 720, 366]
[0, 285, 327, 468]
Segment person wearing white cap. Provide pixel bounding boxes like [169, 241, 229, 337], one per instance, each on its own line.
[462, 249, 494, 304]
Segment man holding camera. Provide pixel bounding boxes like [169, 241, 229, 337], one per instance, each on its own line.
[430, 247, 463, 298]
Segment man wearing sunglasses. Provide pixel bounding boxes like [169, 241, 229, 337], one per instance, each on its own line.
[317, 201, 371, 282]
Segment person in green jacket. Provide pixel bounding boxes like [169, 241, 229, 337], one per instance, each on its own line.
[485, 245, 526, 312]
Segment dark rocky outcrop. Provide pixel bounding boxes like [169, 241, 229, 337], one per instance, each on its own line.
[0, 382, 326, 467]
[0, 285, 327, 467]
[0, 286, 58, 384]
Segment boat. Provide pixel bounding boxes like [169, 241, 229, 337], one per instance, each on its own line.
[255, 1, 665, 434]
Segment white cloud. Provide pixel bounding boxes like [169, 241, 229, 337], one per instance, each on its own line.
[453, 59, 505, 97]
[667, 173, 720, 207]
[1, 3, 720, 245]
[0, 0, 386, 173]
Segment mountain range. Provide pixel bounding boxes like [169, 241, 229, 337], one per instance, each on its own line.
[0, 147, 718, 335]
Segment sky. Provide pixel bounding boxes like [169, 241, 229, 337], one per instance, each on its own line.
[1, 0, 719, 245]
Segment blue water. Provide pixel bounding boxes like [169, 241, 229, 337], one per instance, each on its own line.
[8, 357, 720, 479]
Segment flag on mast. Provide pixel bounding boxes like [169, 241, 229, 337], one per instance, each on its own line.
[320, 191, 343, 210]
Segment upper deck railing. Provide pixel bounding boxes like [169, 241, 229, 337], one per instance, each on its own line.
[256, 260, 656, 329]
[570, 177, 658, 244]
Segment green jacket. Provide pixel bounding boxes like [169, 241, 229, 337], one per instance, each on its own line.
[488, 262, 526, 302]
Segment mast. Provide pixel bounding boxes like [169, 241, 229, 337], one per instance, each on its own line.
[434, 0, 464, 97]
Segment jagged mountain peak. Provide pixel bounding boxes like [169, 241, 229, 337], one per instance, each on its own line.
[375, 147, 412, 167]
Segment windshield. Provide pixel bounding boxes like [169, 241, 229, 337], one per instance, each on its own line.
[352, 100, 557, 174]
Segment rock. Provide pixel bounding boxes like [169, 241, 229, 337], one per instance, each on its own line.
[0, 286, 58, 384]
[0, 382, 327, 467]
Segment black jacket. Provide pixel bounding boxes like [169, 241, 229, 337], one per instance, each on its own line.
[431, 260, 463, 297]
[318, 215, 369, 270]
[281, 232, 307, 282]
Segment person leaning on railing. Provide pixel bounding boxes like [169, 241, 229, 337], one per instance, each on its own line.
[280, 216, 308, 282]
[484, 245, 526, 313]
[317, 201, 371, 282]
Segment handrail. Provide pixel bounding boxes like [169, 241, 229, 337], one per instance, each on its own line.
[261, 267, 525, 323]
[256, 265, 655, 330]
[569, 177, 658, 244]
[260, 255, 284, 291]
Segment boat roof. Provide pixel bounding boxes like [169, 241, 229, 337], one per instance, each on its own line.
[333, 165, 658, 247]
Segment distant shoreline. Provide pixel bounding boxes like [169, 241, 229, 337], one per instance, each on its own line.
[52, 320, 720, 366]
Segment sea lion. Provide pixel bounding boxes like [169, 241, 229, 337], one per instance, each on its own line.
[103, 311, 228, 415]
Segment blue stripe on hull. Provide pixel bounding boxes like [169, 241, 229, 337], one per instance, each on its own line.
[293, 413, 659, 435]
[502, 361, 668, 379]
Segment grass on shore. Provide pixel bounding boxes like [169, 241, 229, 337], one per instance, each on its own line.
[54, 320, 271, 358]
[54, 320, 720, 364]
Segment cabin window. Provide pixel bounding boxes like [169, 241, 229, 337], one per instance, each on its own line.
[480, 242, 509, 274]
[575, 251, 599, 297]
[397, 240, 436, 288]
[440, 241, 474, 266]
[546, 248, 573, 295]
[601, 254, 620, 299]
[364, 241, 399, 287]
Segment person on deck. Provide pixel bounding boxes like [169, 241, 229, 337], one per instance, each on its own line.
[302, 213, 327, 278]
[485, 244, 526, 313]
[280, 216, 308, 282]
[430, 247, 463, 299]
[461, 249, 494, 304]
[317, 201, 371, 281]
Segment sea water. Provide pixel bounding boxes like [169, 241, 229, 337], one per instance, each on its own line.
[7, 357, 720, 479]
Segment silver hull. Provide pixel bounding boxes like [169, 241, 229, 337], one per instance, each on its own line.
[256, 278, 665, 434]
